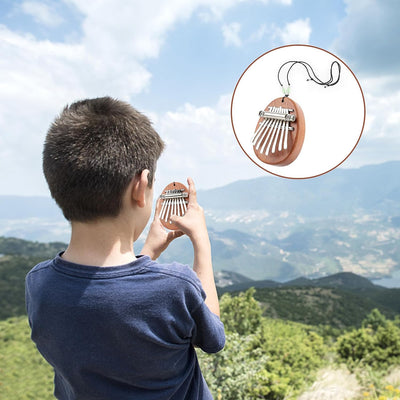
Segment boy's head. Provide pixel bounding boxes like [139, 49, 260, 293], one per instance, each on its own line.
[43, 97, 164, 222]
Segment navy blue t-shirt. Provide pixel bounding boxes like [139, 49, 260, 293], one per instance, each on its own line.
[25, 253, 225, 400]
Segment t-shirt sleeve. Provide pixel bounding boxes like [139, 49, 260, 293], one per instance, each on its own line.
[191, 300, 225, 354]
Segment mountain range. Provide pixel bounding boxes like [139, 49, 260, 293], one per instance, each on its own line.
[0, 161, 399, 282]
[1, 234, 398, 329]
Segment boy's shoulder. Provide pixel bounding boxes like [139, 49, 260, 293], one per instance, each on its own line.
[26, 258, 53, 276]
[146, 259, 202, 289]
[26, 254, 203, 295]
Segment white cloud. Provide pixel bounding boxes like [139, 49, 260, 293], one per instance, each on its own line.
[347, 75, 400, 168]
[333, 0, 400, 74]
[198, 0, 291, 21]
[275, 18, 311, 44]
[1, 0, 285, 195]
[154, 95, 263, 191]
[20, 1, 64, 27]
[222, 22, 242, 47]
[330, 0, 400, 167]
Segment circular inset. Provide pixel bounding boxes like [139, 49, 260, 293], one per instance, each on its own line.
[231, 44, 366, 179]
[159, 182, 189, 230]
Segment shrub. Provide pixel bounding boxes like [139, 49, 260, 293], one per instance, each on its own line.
[337, 310, 400, 369]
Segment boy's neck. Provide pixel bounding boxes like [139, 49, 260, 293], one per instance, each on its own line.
[62, 216, 138, 267]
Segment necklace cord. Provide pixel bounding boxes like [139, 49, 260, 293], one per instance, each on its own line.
[277, 60, 341, 94]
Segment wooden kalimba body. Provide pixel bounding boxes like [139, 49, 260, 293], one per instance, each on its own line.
[159, 182, 189, 230]
[252, 97, 305, 166]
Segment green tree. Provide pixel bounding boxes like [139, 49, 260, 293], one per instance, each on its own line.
[362, 308, 388, 331]
[337, 310, 400, 369]
[219, 288, 263, 335]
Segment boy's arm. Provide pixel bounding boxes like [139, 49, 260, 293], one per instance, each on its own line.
[170, 178, 220, 317]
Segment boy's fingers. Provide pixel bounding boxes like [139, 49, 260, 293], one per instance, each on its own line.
[154, 198, 162, 220]
[167, 230, 184, 242]
[187, 177, 197, 205]
[169, 214, 181, 227]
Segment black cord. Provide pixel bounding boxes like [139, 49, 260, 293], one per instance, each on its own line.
[277, 60, 341, 96]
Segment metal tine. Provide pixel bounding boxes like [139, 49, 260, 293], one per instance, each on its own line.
[179, 198, 185, 216]
[257, 119, 278, 154]
[279, 120, 287, 151]
[164, 199, 172, 222]
[160, 199, 168, 221]
[175, 198, 181, 217]
[170, 198, 174, 219]
[254, 118, 273, 147]
[176, 198, 181, 216]
[252, 118, 270, 144]
[272, 120, 283, 153]
[172, 198, 177, 218]
[181, 198, 186, 216]
[182, 198, 188, 213]
[257, 117, 278, 151]
[269, 107, 284, 154]
[256, 116, 277, 153]
[277, 107, 285, 152]
[254, 117, 269, 137]
[254, 105, 279, 147]
[265, 117, 281, 155]
[251, 119, 269, 144]
[283, 120, 289, 150]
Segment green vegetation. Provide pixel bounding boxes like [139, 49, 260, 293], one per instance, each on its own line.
[337, 309, 400, 370]
[0, 237, 66, 320]
[1, 237, 399, 399]
[253, 286, 398, 329]
[197, 292, 400, 399]
[1, 291, 400, 399]
[0, 255, 44, 320]
[198, 289, 327, 399]
[0, 236, 66, 258]
[0, 316, 54, 399]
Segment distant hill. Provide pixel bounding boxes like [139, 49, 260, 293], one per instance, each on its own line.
[1, 236, 398, 330]
[1, 162, 399, 282]
[199, 161, 400, 217]
[254, 286, 397, 329]
[220, 272, 378, 291]
[214, 270, 253, 288]
[219, 272, 400, 329]
[1, 161, 400, 222]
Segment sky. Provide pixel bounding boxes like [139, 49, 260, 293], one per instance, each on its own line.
[0, 0, 399, 196]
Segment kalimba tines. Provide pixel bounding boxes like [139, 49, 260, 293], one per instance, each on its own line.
[252, 96, 305, 166]
[159, 182, 189, 230]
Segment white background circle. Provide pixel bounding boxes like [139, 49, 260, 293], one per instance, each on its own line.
[231, 45, 365, 178]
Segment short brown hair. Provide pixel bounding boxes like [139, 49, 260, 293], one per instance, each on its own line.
[43, 97, 164, 222]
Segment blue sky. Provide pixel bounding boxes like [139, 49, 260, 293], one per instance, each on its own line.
[0, 0, 398, 195]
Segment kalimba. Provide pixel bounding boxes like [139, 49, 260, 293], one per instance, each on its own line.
[252, 96, 305, 166]
[159, 182, 189, 230]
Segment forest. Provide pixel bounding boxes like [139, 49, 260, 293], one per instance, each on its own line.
[1, 237, 400, 399]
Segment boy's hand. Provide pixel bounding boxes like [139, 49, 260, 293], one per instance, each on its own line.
[169, 177, 208, 244]
[141, 198, 184, 260]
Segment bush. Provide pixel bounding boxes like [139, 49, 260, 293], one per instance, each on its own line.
[337, 309, 400, 369]
[198, 289, 328, 399]
[219, 287, 263, 335]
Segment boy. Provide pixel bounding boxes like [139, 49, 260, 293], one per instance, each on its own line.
[25, 97, 225, 400]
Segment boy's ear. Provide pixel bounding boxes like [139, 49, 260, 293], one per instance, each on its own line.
[131, 169, 150, 208]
